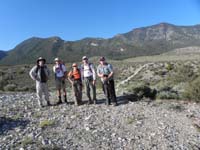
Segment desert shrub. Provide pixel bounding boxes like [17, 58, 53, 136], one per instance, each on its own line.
[154, 70, 167, 76]
[169, 64, 196, 83]
[21, 137, 34, 147]
[127, 82, 157, 100]
[165, 62, 174, 71]
[0, 79, 8, 90]
[39, 120, 55, 129]
[17, 86, 29, 91]
[18, 67, 26, 75]
[157, 91, 180, 100]
[155, 81, 180, 99]
[3, 84, 17, 91]
[183, 77, 200, 102]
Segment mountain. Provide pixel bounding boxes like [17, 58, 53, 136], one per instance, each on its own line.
[0, 50, 7, 60]
[1, 22, 200, 65]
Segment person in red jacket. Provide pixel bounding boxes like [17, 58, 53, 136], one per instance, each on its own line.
[68, 63, 82, 106]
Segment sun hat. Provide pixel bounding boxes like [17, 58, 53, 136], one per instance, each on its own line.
[37, 57, 46, 64]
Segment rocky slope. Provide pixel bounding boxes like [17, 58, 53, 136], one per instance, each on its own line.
[0, 92, 200, 149]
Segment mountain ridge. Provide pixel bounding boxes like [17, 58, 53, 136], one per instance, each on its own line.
[1, 22, 200, 65]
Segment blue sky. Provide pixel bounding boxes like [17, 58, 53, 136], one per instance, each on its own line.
[0, 0, 200, 50]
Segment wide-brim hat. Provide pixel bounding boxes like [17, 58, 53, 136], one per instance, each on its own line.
[99, 56, 105, 61]
[72, 63, 77, 67]
[54, 57, 61, 62]
[37, 57, 46, 64]
[82, 56, 88, 60]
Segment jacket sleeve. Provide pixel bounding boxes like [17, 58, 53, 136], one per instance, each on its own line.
[97, 65, 100, 76]
[91, 64, 96, 80]
[46, 67, 50, 77]
[29, 66, 37, 81]
[53, 66, 56, 73]
[81, 65, 84, 81]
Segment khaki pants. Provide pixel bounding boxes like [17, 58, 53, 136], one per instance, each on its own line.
[84, 76, 96, 101]
[36, 81, 49, 106]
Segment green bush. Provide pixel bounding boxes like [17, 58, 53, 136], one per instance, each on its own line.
[39, 120, 55, 129]
[169, 64, 195, 83]
[3, 84, 17, 91]
[17, 86, 29, 91]
[155, 81, 180, 100]
[183, 77, 200, 102]
[127, 82, 157, 100]
[21, 137, 34, 147]
[18, 67, 26, 75]
[165, 63, 174, 71]
[157, 91, 180, 100]
[0, 79, 8, 90]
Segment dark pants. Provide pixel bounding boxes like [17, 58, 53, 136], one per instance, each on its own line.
[102, 79, 117, 105]
[72, 80, 82, 105]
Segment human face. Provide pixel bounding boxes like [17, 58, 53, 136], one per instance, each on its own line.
[82, 58, 88, 64]
[38, 60, 44, 66]
[99, 60, 105, 65]
[73, 66, 77, 70]
[55, 60, 60, 65]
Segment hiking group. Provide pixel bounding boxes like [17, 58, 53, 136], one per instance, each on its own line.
[29, 56, 118, 107]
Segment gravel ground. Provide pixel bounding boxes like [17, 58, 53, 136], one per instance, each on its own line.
[0, 92, 200, 150]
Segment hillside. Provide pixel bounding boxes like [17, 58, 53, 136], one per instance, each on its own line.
[0, 50, 7, 60]
[1, 23, 200, 65]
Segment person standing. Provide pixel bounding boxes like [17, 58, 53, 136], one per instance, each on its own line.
[68, 63, 82, 106]
[29, 57, 51, 107]
[81, 56, 97, 104]
[53, 58, 67, 104]
[97, 57, 117, 106]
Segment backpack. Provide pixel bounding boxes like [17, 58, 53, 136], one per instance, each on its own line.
[54, 63, 65, 79]
[81, 63, 93, 73]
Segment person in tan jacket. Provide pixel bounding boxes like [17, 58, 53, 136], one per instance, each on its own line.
[29, 57, 51, 107]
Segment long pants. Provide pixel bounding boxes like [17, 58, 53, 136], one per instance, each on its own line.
[72, 80, 82, 105]
[102, 79, 117, 104]
[36, 81, 49, 106]
[84, 76, 96, 101]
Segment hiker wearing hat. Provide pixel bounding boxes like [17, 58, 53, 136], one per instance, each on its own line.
[68, 63, 82, 106]
[97, 57, 117, 106]
[53, 58, 68, 104]
[81, 56, 97, 104]
[29, 57, 51, 107]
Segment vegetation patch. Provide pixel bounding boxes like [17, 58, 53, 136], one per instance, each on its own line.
[183, 77, 200, 102]
[39, 120, 56, 129]
[21, 137, 35, 147]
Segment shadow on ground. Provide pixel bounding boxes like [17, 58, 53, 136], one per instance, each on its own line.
[0, 117, 30, 135]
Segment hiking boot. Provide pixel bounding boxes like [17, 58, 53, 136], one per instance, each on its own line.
[113, 102, 118, 106]
[47, 101, 52, 106]
[93, 99, 97, 105]
[39, 104, 45, 108]
[87, 100, 92, 105]
[57, 96, 62, 105]
[105, 98, 111, 106]
[64, 95, 68, 104]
